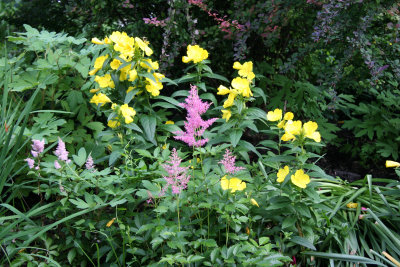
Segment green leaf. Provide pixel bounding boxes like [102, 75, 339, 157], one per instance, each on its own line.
[259, 237, 270, 246]
[86, 122, 105, 132]
[229, 129, 242, 147]
[72, 147, 87, 167]
[140, 115, 157, 144]
[202, 72, 229, 83]
[67, 249, 76, 264]
[291, 236, 316, 251]
[302, 251, 386, 265]
[109, 150, 122, 166]
[135, 149, 154, 158]
[282, 216, 297, 230]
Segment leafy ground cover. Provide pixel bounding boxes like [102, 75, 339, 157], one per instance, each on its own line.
[0, 1, 400, 266]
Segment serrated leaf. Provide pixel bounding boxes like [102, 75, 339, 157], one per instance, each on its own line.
[229, 129, 242, 147]
[67, 249, 76, 264]
[140, 115, 157, 144]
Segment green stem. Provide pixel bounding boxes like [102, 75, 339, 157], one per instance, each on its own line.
[177, 196, 181, 232]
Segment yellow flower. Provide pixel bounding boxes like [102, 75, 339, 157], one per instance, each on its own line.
[165, 120, 174, 125]
[135, 37, 153, 56]
[283, 112, 294, 121]
[91, 37, 104, 45]
[126, 86, 134, 93]
[182, 44, 209, 64]
[231, 77, 252, 97]
[89, 93, 111, 106]
[217, 85, 231, 95]
[233, 61, 255, 80]
[95, 74, 115, 88]
[291, 169, 310, 189]
[281, 120, 302, 141]
[277, 120, 286, 129]
[94, 55, 109, 69]
[223, 92, 237, 108]
[267, 108, 282, 121]
[221, 176, 246, 193]
[140, 59, 159, 70]
[386, 160, 400, 168]
[110, 59, 122, 70]
[90, 88, 100, 93]
[277, 166, 289, 183]
[128, 69, 138, 82]
[221, 109, 232, 122]
[303, 121, 321, 143]
[346, 202, 358, 209]
[162, 144, 167, 150]
[145, 78, 163, 96]
[88, 68, 99, 76]
[108, 119, 120, 129]
[106, 217, 116, 227]
[120, 104, 136, 124]
[119, 65, 131, 81]
[250, 198, 259, 207]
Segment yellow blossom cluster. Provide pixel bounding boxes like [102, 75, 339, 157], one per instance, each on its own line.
[220, 175, 246, 193]
[218, 61, 255, 122]
[267, 108, 321, 143]
[182, 44, 209, 64]
[276, 165, 311, 189]
[89, 31, 165, 128]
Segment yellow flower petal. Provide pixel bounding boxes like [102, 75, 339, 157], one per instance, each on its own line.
[250, 198, 259, 207]
[217, 85, 231, 95]
[386, 160, 400, 168]
[346, 202, 358, 209]
[283, 112, 294, 121]
[165, 120, 174, 124]
[221, 109, 232, 122]
[267, 108, 282, 121]
[106, 218, 116, 227]
[277, 166, 289, 183]
[291, 169, 310, 189]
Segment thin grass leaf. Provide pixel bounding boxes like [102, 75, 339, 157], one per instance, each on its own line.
[302, 251, 386, 266]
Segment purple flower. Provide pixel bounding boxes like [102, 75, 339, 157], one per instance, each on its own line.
[31, 139, 45, 158]
[219, 149, 245, 175]
[174, 85, 217, 147]
[85, 155, 95, 170]
[54, 160, 61, 169]
[160, 148, 191, 196]
[54, 138, 70, 163]
[25, 158, 35, 169]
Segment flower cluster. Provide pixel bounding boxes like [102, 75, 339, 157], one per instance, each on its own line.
[267, 108, 321, 143]
[220, 176, 246, 193]
[90, 31, 166, 128]
[182, 44, 209, 64]
[218, 61, 255, 121]
[276, 165, 311, 189]
[160, 148, 191, 195]
[25, 139, 45, 170]
[219, 149, 245, 175]
[174, 85, 217, 147]
[54, 138, 71, 169]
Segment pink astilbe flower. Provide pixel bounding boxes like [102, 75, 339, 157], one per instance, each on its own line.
[25, 158, 35, 169]
[160, 148, 191, 196]
[54, 160, 61, 169]
[219, 149, 245, 175]
[85, 155, 95, 170]
[31, 139, 45, 158]
[174, 85, 217, 147]
[54, 138, 71, 163]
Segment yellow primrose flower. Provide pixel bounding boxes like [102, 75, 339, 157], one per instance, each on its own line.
[346, 202, 358, 209]
[231, 77, 252, 97]
[145, 78, 163, 96]
[91, 37, 104, 45]
[284, 112, 294, 121]
[119, 65, 131, 81]
[182, 44, 209, 64]
[89, 88, 100, 93]
[95, 74, 115, 88]
[88, 68, 100, 76]
[120, 104, 136, 124]
[386, 160, 400, 168]
[108, 119, 120, 129]
[217, 85, 231, 95]
[162, 144, 167, 150]
[281, 120, 302, 141]
[221, 109, 232, 122]
[223, 92, 237, 108]
[233, 61, 255, 80]
[165, 120, 174, 124]
[94, 55, 109, 69]
[140, 59, 159, 70]
[303, 121, 321, 142]
[110, 59, 122, 70]
[277, 165, 289, 183]
[267, 108, 282, 121]
[126, 86, 134, 93]
[135, 37, 153, 56]
[221, 176, 246, 193]
[291, 169, 310, 189]
[277, 120, 286, 129]
[89, 93, 111, 106]
[250, 198, 259, 207]
[128, 69, 138, 82]
[106, 217, 116, 227]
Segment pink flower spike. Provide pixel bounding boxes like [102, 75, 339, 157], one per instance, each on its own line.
[25, 158, 35, 169]
[54, 138, 69, 162]
[85, 155, 95, 170]
[361, 207, 368, 211]
[31, 139, 45, 157]
[160, 148, 191, 196]
[219, 149, 245, 175]
[54, 160, 61, 169]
